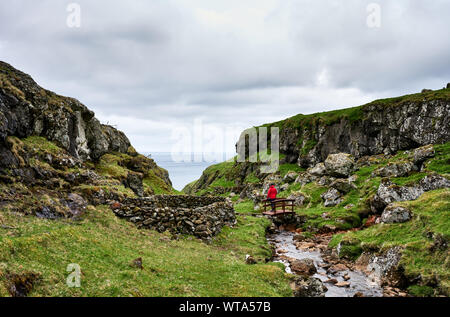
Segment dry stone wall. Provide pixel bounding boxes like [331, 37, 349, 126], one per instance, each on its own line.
[111, 195, 236, 239]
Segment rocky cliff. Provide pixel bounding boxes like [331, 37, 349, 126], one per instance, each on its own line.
[0, 61, 130, 163]
[257, 89, 449, 168]
[0, 61, 173, 219]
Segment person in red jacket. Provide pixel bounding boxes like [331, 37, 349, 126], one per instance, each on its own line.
[267, 184, 278, 211]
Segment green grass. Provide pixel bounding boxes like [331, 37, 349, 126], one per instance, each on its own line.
[95, 153, 130, 179]
[278, 164, 305, 177]
[0, 206, 291, 297]
[234, 200, 257, 215]
[22, 136, 63, 155]
[426, 142, 450, 174]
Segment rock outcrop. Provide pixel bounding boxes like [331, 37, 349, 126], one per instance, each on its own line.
[239, 89, 450, 169]
[0, 61, 130, 164]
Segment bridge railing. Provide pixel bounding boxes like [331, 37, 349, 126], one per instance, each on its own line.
[262, 199, 295, 215]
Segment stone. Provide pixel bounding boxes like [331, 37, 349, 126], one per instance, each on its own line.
[327, 263, 348, 274]
[370, 179, 423, 213]
[65, 193, 87, 217]
[280, 183, 289, 192]
[324, 278, 338, 284]
[324, 153, 355, 178]
[321, 188, 342, 207]
[126, 172, 144, 197]
[381, 205, 412, 223]
[308, 163, 327, 177]
[366, 246, 405, 288]
[293, 233, 308, 242]
[294, 172, 313, 185]
[419, 174, 450, 192]
[245, 255, 257, 265]
[371, 176, 450, 213]
[413, 144, 435, 165]
[130, 257, 143, 269]
[287, 191, 307, 207]
[329, 178, 357, 194]
[371, 161, 416, 178]
[112, 195, 236, 240]
[291, 276, 327, 297]
[335, 281, 350, 288]
[290, 258, 317, 276]
[283, 171, 298, 183]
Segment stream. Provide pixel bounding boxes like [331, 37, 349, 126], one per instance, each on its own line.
[268, 230, 384, 297]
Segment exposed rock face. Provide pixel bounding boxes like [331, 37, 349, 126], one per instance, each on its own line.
[242, 91, 450, 169]
[0, 61, 130, 164]
[324, 153, 355, 178]
[365, 247, 406, 288]
[381, 205, 412, 223]
[111, 195, 236, 240]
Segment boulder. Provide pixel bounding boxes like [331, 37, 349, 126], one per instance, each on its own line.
[294, 172, 313, 185]
[283, 171, 298, 183]
[65, 193, 87, 217]
[371, 161, 416, 178]
[324, 153, 355, 178]
[419, 174, 450, 192]
[308, 162, 327, 177]
[290, 258, 317, 276]
[370, 179, 423, 213]
[381, 205, 412, 223]
[245, 255, 257, 265]
[287, 191, 307, 207]
[413, 144, 435, 165]
[321, 188, 342, 207]
[291, 276, 327, 297]
[280, 183, 289, 192]
[126, 172, 144, 197]
[329, 178, 357, 194]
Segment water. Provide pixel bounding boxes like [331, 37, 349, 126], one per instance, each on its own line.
[269, 231, 383, 297]
[145, 152, 233, 191]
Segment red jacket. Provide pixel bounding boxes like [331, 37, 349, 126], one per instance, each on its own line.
[267, 186, 277, 199]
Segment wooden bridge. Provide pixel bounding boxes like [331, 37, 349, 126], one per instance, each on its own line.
[262, 199, 295, 216]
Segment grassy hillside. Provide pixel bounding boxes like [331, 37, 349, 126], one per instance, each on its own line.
[0, 204, 290, 297]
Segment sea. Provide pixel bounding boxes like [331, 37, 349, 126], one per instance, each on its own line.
[144, 152, 234, 191]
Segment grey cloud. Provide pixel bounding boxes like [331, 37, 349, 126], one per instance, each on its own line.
[0, 0, 449, 152]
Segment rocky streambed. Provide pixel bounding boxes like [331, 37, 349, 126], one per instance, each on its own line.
[268, 230, 407, 297]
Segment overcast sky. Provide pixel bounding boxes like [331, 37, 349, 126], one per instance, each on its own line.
[1, 0, 449, 154]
